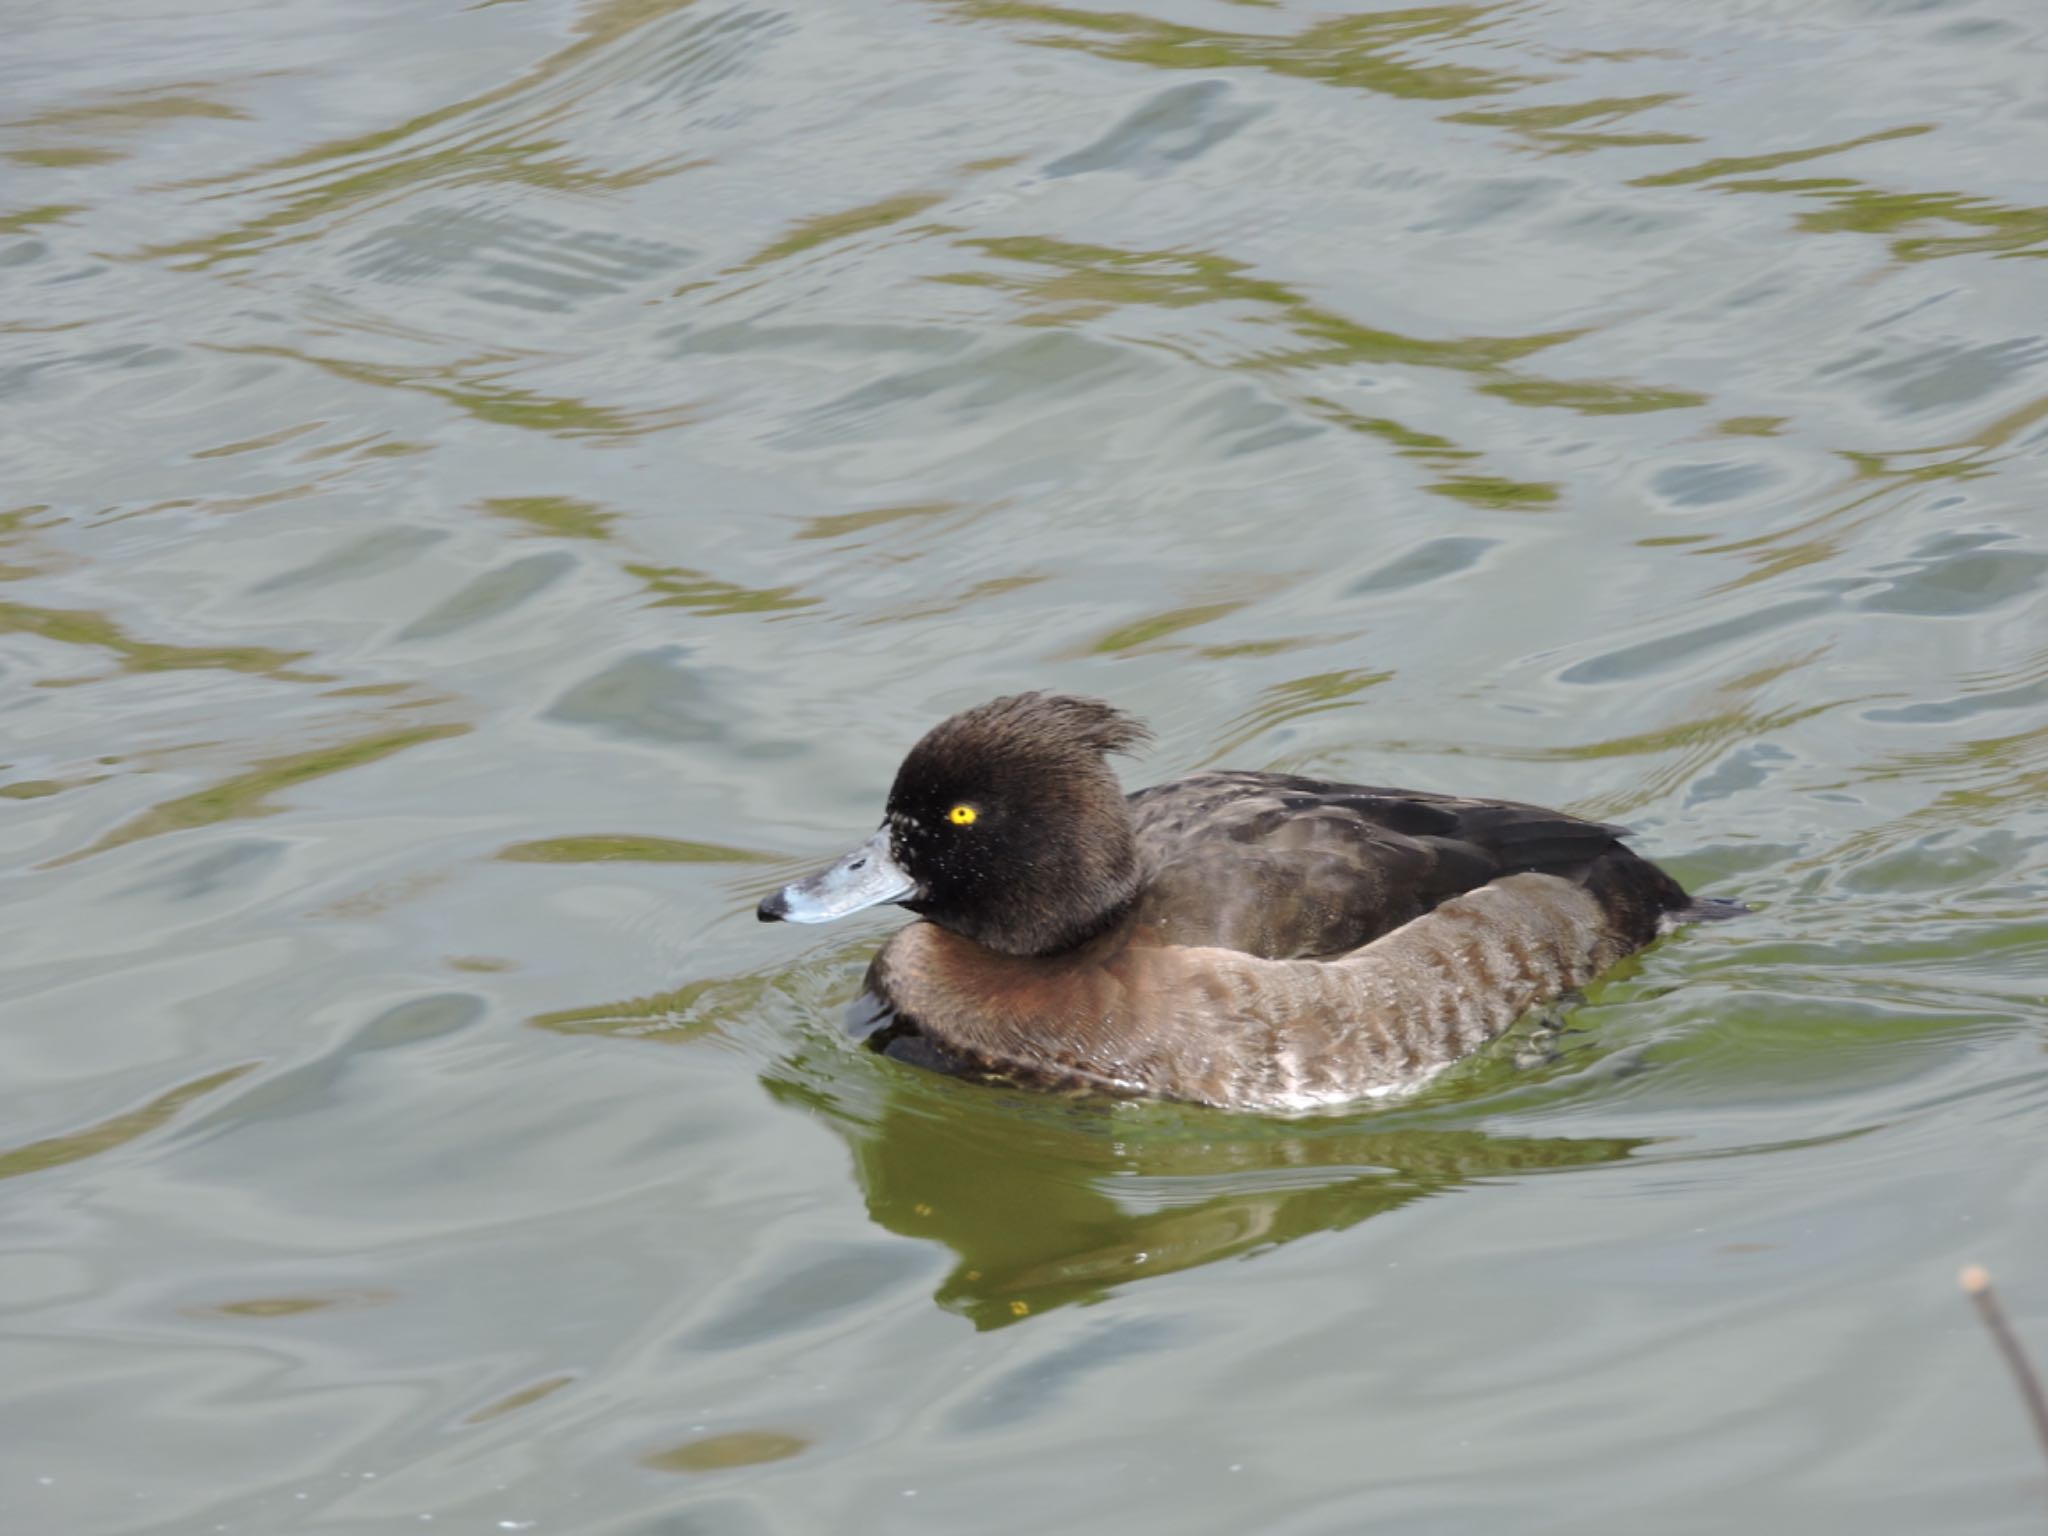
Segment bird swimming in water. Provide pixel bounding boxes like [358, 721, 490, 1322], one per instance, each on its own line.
[759, 692, 1740, 1112]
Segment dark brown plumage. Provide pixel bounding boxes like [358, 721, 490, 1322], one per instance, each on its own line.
[758, 692, 1740, 1111]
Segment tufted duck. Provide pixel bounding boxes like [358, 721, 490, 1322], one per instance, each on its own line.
[759, 692, 1740, 1111]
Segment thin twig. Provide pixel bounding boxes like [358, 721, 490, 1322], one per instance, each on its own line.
[1961, 1265, 2048, 1468]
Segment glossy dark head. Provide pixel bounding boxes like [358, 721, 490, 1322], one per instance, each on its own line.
[758, 692, 1152, 956]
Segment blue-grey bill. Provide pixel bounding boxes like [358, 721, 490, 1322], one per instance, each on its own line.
[758, 827, 915, 923]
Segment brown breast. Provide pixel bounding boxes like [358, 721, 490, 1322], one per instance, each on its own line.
[864, 872, 1630, 1111]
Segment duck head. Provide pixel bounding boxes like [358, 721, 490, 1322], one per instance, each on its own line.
[757, 692, 1152, 956]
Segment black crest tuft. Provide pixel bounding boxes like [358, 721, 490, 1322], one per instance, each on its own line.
[918, 692, 1152, 763]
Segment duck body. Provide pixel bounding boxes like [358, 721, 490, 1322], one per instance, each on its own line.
[759, 694, 1738, 1113]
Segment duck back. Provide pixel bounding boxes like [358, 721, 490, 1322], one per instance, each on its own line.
[1126, 771, 1688, 960]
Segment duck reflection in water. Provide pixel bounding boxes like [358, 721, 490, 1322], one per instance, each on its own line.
[533, 949, 1654, 1329]
[765, 1047, 1649, 1331]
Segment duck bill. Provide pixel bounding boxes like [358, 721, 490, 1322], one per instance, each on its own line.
[757, 827, 915, 924]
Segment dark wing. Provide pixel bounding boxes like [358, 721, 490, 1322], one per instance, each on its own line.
[1127, 770, 1659, 960]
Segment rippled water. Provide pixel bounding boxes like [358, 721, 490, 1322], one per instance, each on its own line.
[5, 0, 2048, 1530]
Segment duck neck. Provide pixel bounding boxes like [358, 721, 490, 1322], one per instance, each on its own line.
[1009, 778, 1141, 956]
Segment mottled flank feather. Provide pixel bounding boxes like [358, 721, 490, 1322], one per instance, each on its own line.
[871, 873, 1637, 1110]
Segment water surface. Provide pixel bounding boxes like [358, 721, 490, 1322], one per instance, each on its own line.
[4, 0, 2047, 1531]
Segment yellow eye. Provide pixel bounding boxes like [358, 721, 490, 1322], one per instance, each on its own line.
[948, 804, 978, 826]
